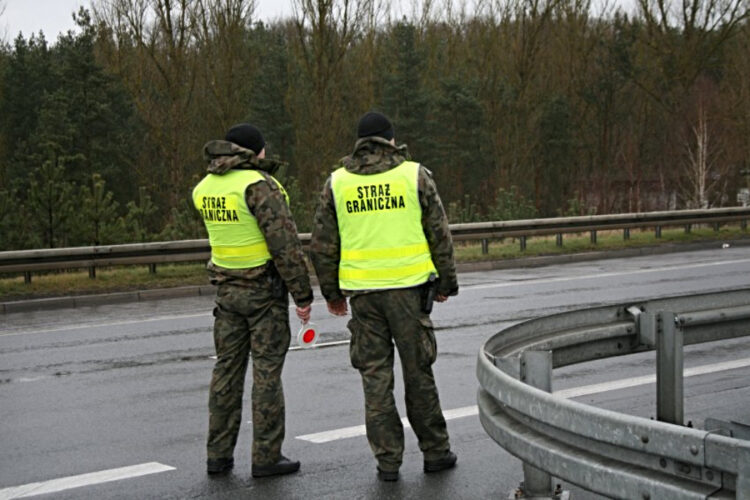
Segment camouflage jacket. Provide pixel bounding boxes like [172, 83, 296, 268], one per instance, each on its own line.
[198, 140, 313, 307]
[310, 137, 458, 302]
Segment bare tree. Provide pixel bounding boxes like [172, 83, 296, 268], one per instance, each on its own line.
[193, 0, 256, 128]
[683, 105, 710, 207]
[290, 0, 381, 183]
[94, 0, 202, 207]
[680, 96, 728, 208]
[291, 0, 379, 98]
[636, 0, 749, 109]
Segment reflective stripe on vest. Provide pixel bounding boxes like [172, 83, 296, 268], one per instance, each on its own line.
[331, 160, 437, 290]
[193, 169, 287, 269]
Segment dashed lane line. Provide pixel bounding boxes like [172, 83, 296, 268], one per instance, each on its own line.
[0, 462, 175, 500]
[2, 358, 749, 498]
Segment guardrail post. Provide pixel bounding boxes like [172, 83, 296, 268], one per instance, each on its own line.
[623, 228, 630, 240]
[556, 234, 563, 247]
[24, 271, 32, 284]
[518, 350, 555, 498]
[88, 266, 96, 279]
[684, 224, 691, 234]
[656, 311, 683, 425]
[482, 238, 489, 255]
[713, 222, 720, 232]
[590, 230, 597, 244]
[738, 444, 750, 500]
[742, 220, 748, 231]
[628, 306, 659, 348]
[149, 263, 157, 274]
[520, 236, 527, 251]
[655, 226, 662, 238]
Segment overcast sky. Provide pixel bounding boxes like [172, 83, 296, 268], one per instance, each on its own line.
[0, 0, 637, 43]
[0, 0, 294, 42]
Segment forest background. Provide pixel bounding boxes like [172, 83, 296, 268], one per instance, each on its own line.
[0, 0, 748, 251]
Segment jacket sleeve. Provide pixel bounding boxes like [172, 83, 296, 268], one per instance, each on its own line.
[246, 176, 313, 307]
[418, 166, 459, 297]
[309, 176, 345, 302]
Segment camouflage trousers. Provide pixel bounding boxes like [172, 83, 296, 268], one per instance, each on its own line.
[347, 287, 450, 472]
[207, 281, 290, 466]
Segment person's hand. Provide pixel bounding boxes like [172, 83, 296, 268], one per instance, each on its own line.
[296, 304, 311, 323]
[436, 294, 448, 303]
[327, 298, 348, 316]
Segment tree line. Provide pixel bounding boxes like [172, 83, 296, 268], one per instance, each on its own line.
[0, 0, 748, 250]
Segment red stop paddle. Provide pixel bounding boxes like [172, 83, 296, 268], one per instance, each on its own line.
[297, 322, 318, 348]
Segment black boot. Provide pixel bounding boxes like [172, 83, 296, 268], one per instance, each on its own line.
[206, 457, 234, 476]
[377, 467, 399, 482]
[424, 450, 457, 473]
[252, 456, 301, 478]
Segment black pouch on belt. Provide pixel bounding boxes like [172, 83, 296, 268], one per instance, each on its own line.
[421, 273, 438, 314]
[267, 262, 287, 299]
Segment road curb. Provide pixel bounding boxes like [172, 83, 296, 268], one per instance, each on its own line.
[3, 238, 749, 314]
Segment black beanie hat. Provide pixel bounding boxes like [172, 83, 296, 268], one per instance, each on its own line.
[225, 123, 265, 154]
[357, 112, 394, 141]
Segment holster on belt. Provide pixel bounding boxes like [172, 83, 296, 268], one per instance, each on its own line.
[266, 262, 287, 299]
[420, 273, 438, 314]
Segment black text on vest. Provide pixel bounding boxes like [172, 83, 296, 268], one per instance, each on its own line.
[345, 183, 406, 214]
[199, 196, 240, 222]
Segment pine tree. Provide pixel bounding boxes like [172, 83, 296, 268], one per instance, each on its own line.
[75, 173, 122, 246]
[53, 8, 139, 203]
[0, 33, 53, 185]
[22, 86, 83, 248]
[537, 94, 574, 216]
[247, 23, 294, 165]
[380, 20, 433, 152]
[0, 187, 40, 250]
[123, 186, 158, 243]
[431, 77, 489, 203]
[159, 198, 206, 241]
[27, 160, 76, 248]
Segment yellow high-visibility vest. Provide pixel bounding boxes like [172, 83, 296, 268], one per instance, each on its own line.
[193, 169, 288, 269]
[331, 160, 437, 290]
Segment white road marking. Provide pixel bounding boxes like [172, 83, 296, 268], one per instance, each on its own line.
[17, 377, 50, 383]
[0, 462, 175, 500]
[296, 356, 750, 444]
[204, 340, 350, 362]
[290, 340, 350, 351]
[297, 406, 484, 444]
[556, 357, 750, 399]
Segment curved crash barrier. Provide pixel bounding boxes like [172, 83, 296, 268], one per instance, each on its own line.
[477, 287, 750, 499]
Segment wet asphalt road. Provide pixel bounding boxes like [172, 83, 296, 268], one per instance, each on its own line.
[1, 247, 750, 499]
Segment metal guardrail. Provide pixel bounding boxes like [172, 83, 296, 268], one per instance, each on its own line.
[2, 207, 749, 283]
[477, 287, 750, 499]
[451, 206, 750, 251]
